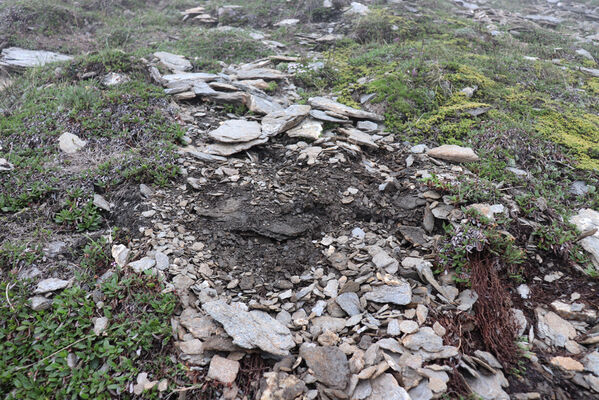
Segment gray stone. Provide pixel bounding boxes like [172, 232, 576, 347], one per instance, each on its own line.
[155, 252, 169, 270]
[409, 380, 433, 400]
[570, 181, 590, 196]
[570, 209, 599, 269]
[111, 244, 129, 267]
[202, 300, 294, 357]
[352, 380, 372, 399]
[311, 316, 347, 333]
[308, 97, 383, 121]
[335, 292, 361, 316]
[287, 119, 322, 140]
[464, 370, 509, 400]
[101, 72, 129, 86]
[338, 127, 378, 148]
[179, 309, 220, 339]
[357, 120, 378, 132]
[309, 109, 348, 123]
[93, 317, 109, 335]
[535, 307, 577, 348]
[246, 94, 284, 115]
[235, 68, 288, 80]
[346, 2, 370, 16]
[0, 158, 14, 171]
[261, 371, 307, 399]
[427, 145, 479, 163]
[154, 51, 192, 72]
[128, 257, 156, 273]
[58, 132, 87, 153]
[93, 194, 111, 211]
[173, 274, 194, 292]
[34, 278, 70, 294]
[583, 351, 599, 376]
[399, 320, 419, 334]
[0, 47, 72, 70]
[203, 137, 269, 156]
[371, 248, 399, 273]
[368, 373, 411, 400]
[207, 355, 239, 384]
[403, 327, 444, 352]
[299, 344, 349, 389]
[261, 105, 311, 137]
[29, 296, 52, 311]
[43, 241, 67, 258]
[208, 120, 262, 143]
[364, 283, 412, 305]
[162, 72, 219, 84]
[387, 319, 401, 336]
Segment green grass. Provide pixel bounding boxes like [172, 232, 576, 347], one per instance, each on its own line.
[0, 271, 177, 399]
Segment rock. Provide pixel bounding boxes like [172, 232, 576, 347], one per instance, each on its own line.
[260, 371, 307, 400]
[581, 67, 599, 78]
[352, 380, 372, 399]
[535, 308, 577, 348]
[209, 120, 262, 143]
[399, 320, 419, 334]
[346, 2, 370, 16]
[0, 158, 14, 171]
[162, 72, 219, 84]
[371, 248, 399, 274]
[102, 72, 129, 86]
[464, 370, 509, 400]
[577, 49, 595, 61]
[176, 338, 204, 354]
[403, 327, 444, 352]
[551, 356, 584, 372]
[235, 68, 288, 80]
[129, 257, 156, 273]
[261, 105, 311, 137]
[467, 204, 505, 221]
[312, 316, 347, 333]
[43, 241, 67, 258]
[287, 119, 322, 140]
[111, 244, 129, 267]
[570, 181, 590, 196]
[352, 227, 366, 239]
[309, 109, 348, 123]
[364, 283, 412, 305]
[133, 372, 158, 395]
[357, 120, 378, 132]
[337, 127, 379, 148]
[179, 309, 220, 339]
[154, 51, 192, 72]
[34, 278, 70, 294]
[246, 94, 284, 115]
[275, 18, 300, 26]
[58, 132, 87, 153]
[93, 317, 108, 335]
[410, 144, 427, 153]
[308, 97, 383, 121]
[388, 319, 401, 336]
[29, 296, 52, 311]
[203, 137, 269, 156]
[299, 344, 349, 389]
[457, 289, 478, 311]
[155, 252, 169, 270]
[409, 380, 433, 400]
[207, 355, 239, 384]
[426, 145, 479, 163]
[582, 351, 599, 376]
[570, 209, 599, 269]
[474, 351, 502, 370]
[517, 284, 530, 299]
[93, 194, 111, 211]
[368, 373, 411, 400]
[0, 47, 72, 70]
[203, 300, 294, 357]
[399, 226, 429, 247]
[551, 300, 596, 322]
[335, 292, 361, 316]
[173, 274, 194, 292]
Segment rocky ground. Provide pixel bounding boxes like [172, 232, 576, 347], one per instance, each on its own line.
[1, 0, 599, 399]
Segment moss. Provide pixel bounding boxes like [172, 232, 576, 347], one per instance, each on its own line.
[536, 111, 599, 170]
[586, 78, 599, 95]
[447, 64, 496, 90]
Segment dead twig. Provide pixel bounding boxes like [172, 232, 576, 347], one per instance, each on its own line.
[6, 282, 15, 311]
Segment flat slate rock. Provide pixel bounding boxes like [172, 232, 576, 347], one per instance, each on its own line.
[154, 51, 192, 72]
[208, 120, 262, 143]
[426, 145, 479, 163]
[162, 72, 219, 83]
[364, 282, 412, 305]
[202, 137, 268, 156]
[299, 344, 350, 389]
[338, 127, 379, 149]
[308, 96, 384, 121]
[0, 47, 73, 69]
[202, 300, 294, 357]
[287, 119, 323, 140]
[309, 109, 349, 123]
[235, 68, 288, 80]
[570, 208, 599, 269]
[261, 105, 311, 137]
[369, 373, 411, 400]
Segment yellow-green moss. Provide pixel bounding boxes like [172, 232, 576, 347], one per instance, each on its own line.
[448, 65, 496, 89]
[586, 78, 599, 95]
[536, 111, 599, 170]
